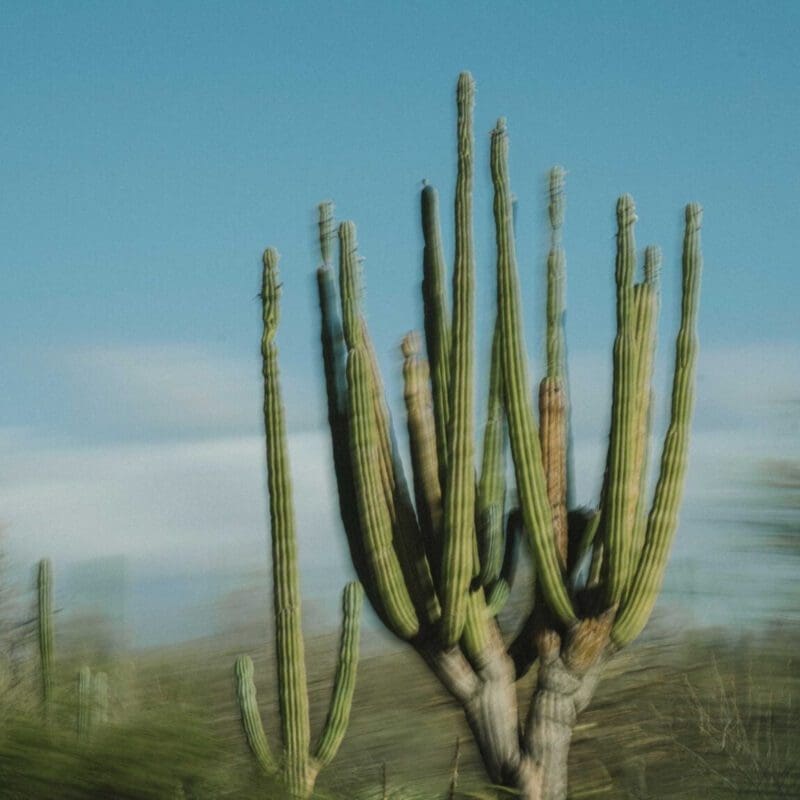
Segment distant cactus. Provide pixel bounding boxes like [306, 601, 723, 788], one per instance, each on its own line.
[234, 247, 363, 798]
[77, 665, 91, 741]
[310, 73, 703, 799]
[36, 558, 53, 718]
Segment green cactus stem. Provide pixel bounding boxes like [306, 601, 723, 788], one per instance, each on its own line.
[421, 184, 452, 484]
[440, 71, 477, 647]
[491, 118, 577, 627]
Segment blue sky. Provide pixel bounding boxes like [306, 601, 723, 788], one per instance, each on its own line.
[1, 2, 798, 642]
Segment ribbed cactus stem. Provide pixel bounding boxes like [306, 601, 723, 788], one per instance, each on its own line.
[92, 671, 108, 727]
[37, 558, 53, 715]
[261, 248, 311, 785]
[485, 510, 521, 616]
[314, 582, 363, 767]
[421, 184, 452, 480]
[603, 195, 640, 607]
[492, 119, 576, 627]
[339, 222, 363, 351]
[347, 345, 420, 639]
[545, 167, 567, 379]
[477, 320, 506, 587]
[441, 71, 477, 646]
[644, 244, 661, 285]
[77, 665, 91, 741]
[539, 377, 569, 564]
[235, 655, 277, 775]
[318, 201, 334, 266]
[402, 331, 444, 577]
[629, 246, 661, 554]
[613, 204, 702, 646]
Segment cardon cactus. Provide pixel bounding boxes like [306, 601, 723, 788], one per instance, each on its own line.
[314, 73, 702, 800]
[234, 248, 363, 798]
[37, 558, 54, 719]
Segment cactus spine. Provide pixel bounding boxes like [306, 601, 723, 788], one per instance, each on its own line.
[234, 248, 363, 798]
[311, 73, 703, 800]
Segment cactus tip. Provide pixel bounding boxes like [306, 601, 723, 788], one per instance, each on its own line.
[457, 71, 475, 93]
[616, 194, 637, 226]
[235, 654, 254, 679]
[685, 202, 703, 229]
[644, 245, 662, 284]
[548, 166, 566, 230]
[401, 331, 420, 359]
[262, 247, 279, 269]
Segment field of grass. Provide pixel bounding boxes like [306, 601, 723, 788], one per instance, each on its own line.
[1, 601, 798, 799]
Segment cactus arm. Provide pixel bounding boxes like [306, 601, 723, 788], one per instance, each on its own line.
[421, 184, 452, 480]
[477, 319, 506, 587]
[485, 509, 521, 616]
[538, 168, 570, 564]
[628, 246, 661, 562]
[316, 265, 382, 608]
[612, 204, 703, 647]
[37, 558, 54, 713]
[364, 330, 440, 626]
[402, 332, 444, 580]
[491, 118, 577, 627]
[339, 222, 438, 627]
[313, 582, 363, 767]
[548, 166, 578, 512]
[440, 71, 478, 647]
[318, 200, 335, 267]
[567, 508, 601, 589]
[603, 195, 640, 608]
[539, 377, 568, 564]
[347, 344, 420, 640]
[545, 167, 567, 381]
[261, 249, 311, 774]
[235, 655, 278, 775]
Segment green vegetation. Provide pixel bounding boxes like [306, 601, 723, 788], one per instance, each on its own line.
[1, 615, 798, 798]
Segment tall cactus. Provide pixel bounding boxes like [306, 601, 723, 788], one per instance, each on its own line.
[311, 74, 703, 800]
[234, 247, 363, 798]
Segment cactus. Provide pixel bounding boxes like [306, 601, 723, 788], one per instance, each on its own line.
[37, 558, 54, 719]
[234, 247, 363, 798]
[77, 665, 91, 741]
[311, 73, 702, 799]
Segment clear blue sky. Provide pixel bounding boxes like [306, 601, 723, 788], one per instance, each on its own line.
[1, 2, 798, 640]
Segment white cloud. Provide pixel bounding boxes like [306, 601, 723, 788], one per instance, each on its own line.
[0, 428, 351, 586]
[54, 342, 324, 437]
[0, 338, 795, 641]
